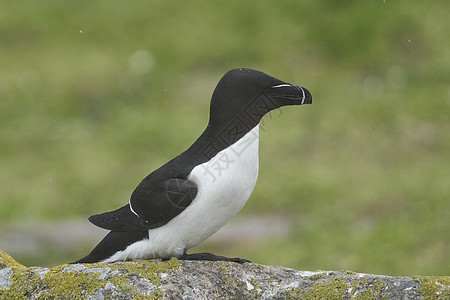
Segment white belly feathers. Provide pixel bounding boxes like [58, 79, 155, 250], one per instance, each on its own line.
[102, 125, 260, 262]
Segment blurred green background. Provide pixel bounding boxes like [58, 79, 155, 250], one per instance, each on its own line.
[0, 0, 449, 275]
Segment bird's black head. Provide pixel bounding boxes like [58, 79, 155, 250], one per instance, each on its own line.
[208, 68, 312, 130]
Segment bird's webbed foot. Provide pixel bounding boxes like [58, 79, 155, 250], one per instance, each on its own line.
[179, 252, 251, 264]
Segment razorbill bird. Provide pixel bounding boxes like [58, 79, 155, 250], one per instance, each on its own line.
[73, 68, 312, 264]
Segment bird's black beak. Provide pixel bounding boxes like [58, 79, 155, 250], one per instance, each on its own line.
[269, 84, 312, 105]
[289, 85, 312, 105]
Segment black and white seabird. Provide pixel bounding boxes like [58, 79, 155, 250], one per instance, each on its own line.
[73, 68, 312, 264]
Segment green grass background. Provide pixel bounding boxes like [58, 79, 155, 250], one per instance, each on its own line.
[1, 0, 449, 275]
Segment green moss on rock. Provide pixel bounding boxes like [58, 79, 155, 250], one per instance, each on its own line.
[0, 250, 25, 269]
[106, 258, 181, 299]
[301, 277, 348, 299]
[42, 269, 107, 298]
[414, 276, 450, 300]
[0, 256, 181, 299]
[350, 277, 384, 300]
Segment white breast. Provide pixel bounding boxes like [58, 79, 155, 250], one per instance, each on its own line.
[102, 125, 260, 262]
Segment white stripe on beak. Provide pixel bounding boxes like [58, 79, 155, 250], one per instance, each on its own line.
[271, 84, 292, 88]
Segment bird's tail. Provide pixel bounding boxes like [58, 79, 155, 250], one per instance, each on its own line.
[70, 230, 149, 264]
[70, 254, 98, 264]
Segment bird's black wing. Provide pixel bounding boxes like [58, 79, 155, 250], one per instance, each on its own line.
[89, 178, 198, 231]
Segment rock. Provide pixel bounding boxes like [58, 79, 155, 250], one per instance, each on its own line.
[0, 250, 449, 299]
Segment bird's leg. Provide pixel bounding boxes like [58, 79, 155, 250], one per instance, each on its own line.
[179, 251, 251, 264]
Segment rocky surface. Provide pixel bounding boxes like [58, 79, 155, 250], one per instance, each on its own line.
[0, 250, 449, 299]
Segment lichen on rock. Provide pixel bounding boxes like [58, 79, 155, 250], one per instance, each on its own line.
[1, 250, 449, 299]
[0, 250, 25, 269]
[0, 251, 181, 299]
